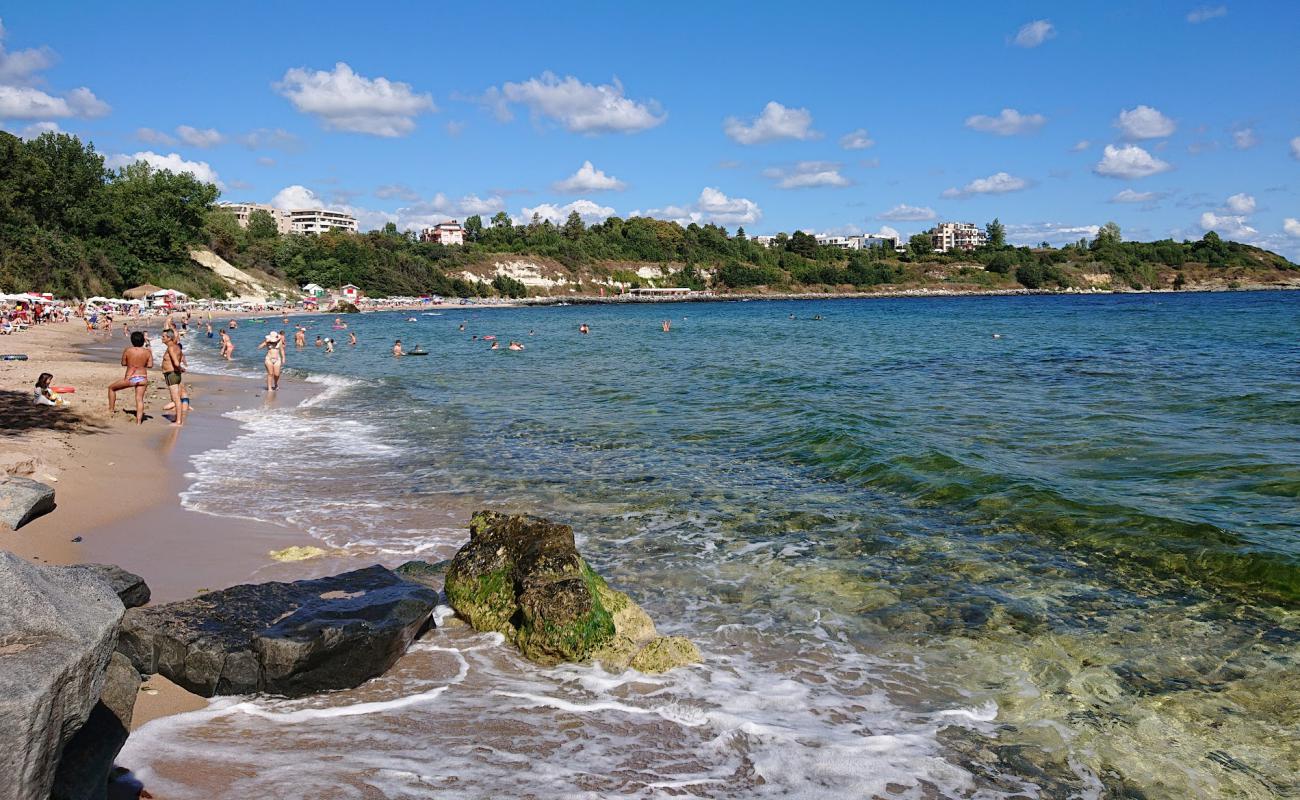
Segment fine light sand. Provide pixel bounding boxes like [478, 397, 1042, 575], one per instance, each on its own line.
[0, 318, 348, 728]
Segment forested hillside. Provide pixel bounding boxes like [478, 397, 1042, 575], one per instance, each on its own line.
[3, 131, 1296, 299]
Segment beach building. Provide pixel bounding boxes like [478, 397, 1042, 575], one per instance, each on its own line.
[420, 220, 465, 245]
[217, 202, 293, 234]
[339, 284, 363, 303]
[752, 235, 777, 248]
[628, 287, 692, 298]
[289, 209, 358, 235]
[929, 222, 986, 252]
[301, 283, 326, 298]
[813, 233, 901, 251]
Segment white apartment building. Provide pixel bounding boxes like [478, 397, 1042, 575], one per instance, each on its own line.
[930, 222, 986, 253]
[420, 220, 465, 246]
[217, 202, 293, 234]
[815, 233, 902, 251]
[752, 235, 778, 248]
[289, 209, 358, 235]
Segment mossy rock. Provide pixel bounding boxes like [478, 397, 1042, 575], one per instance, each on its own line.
[334, 301, 360, 313]
[444, 510, 698, 672]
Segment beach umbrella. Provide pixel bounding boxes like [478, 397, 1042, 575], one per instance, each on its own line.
[123, 283, 164, 300]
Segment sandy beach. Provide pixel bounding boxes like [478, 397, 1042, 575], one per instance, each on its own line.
[0, 318, 348, 730]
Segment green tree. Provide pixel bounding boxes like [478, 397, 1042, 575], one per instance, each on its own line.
[986, 217, 1006, 248]
[908, 233, 933, 257]
[1095, 221, 1122, 247]
[248, 209, 280, 240]
[464, 214, 483, 242]
[490, 211, 512, 229]
[381, 221, 399, 236]
[563, 210, 585, 240]
[788, 230, 818, 258]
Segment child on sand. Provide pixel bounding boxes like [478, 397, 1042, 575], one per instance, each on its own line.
[33, 372, 69, 407]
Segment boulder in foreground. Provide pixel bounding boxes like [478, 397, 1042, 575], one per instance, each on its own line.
[444, 510, 699, 672]
[67, 564, 151, 609]
[0, 552, 124, 800]
[116, 565, 438, 697]
[0, 475, 56, 530]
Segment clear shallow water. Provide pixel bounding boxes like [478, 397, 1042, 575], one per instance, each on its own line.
[126, 293, 1299, 798]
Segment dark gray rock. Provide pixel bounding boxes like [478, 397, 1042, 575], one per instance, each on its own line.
[0, 475, 56, 530]
[0, 552, 124, 800]
[68, 565, 151, 609]
[393, 559, 450, 594]
[51, 652, 141, 800]
[116, 565, 438, 698]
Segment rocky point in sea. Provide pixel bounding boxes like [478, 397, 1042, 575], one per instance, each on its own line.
[442, 510, 699, 672]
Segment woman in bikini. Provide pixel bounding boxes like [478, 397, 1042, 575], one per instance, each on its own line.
[107, 331, 152, 424]
[219, 328, 234, 360]
[258, 332, 284, 391]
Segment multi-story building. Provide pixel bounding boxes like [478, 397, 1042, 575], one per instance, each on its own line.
[217, 202, 293, 234]
[420, 220, 465, 246]
[929, 222, 986, 253]
[751, 235, 778, 248]
[814, 233, 902, 251]
[289, 209, 358, 235]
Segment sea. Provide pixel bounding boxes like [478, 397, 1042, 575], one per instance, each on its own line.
[120, 291, 1300, 799]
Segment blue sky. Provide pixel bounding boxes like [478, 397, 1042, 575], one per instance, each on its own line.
[2, 1, 1299, 257]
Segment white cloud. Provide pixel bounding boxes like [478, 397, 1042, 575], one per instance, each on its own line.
[879, 204, 937, 221]
[0, 20, 55, 85]
[0, 84, 108, 119]
[1115, 105, 1176, 140]
[275, 62, 435, 137]
[1200, 211, 1256, 239]
[445, 120, 465, 137]
[1012, 20, 1056, 47]
[486, 72, 664, 134]
[723, 101, 819, 145]
[1111, 188, 1161, 203]
[633, 187, 762, 227]
[106, 151, 221, 187]
[1291, 136, 1300, 160]
[239, 128, 299, 150]
[553, 160, 626, 193]
[839, 128, 875, 150]
[964, 108, 1046, 136]
[1283, 218, 1300, 238]
[1225, 192, 1255, 214]
[16, 120, 59, 138]
[942, 171, 1029, 198]
[1187, 5, 1227, 23]
[271, 184, 323, 210]
[1071, 139, 1092, 151]
[1006, 222, 1101, 246]
[374, 183, 421, 201]
[136, 127, 176, 145]
[1094, 144, 1172, 178]
[256, 156, 275, 167]
[176, 125, 224, 148]
[762, 161, 850, 189]
[522, 198, 615, 225]
[0, 23, 109, 120]
[1231, 127, 1257, 149]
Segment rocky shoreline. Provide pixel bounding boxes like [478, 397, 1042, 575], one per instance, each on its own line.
[1, 511, 696, 800]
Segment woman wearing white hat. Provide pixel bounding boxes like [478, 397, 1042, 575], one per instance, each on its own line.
[258, 331, 284, 391]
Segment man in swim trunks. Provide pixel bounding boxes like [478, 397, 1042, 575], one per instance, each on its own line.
[108, 330, 152, 424]
[161, 329, 186, 426]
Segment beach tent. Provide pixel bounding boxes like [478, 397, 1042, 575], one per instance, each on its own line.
[123, 284, 164, 300]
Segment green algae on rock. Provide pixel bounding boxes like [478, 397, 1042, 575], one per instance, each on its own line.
[444, 510, 699, 671]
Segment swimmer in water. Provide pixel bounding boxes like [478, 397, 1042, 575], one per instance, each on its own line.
[229, 319, 238, 329]
[661, 320, 671, 332]
[490, 341, 499, 350]
[508, 341, 524, 351]
[579, 323, 589, 335]
[349, 331, 357, 346]
[219, 328, 234, 360]
[459, 322, 466, 331]
[295, 327, 306, 347]
[325, 338, 335, 353]
[314, 335, 324, 347]
[393, 339, 405, 357]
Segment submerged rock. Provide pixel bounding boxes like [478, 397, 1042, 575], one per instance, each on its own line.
[0, 474, 56, 530]
[116, 565, 438, 698]
[0, 551, 124, 800]
[444, 510, 699, 672]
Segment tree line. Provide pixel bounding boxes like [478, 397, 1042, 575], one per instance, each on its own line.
[2, 131, 1293, 298]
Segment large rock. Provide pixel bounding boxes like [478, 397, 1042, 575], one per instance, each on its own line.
[444, 510, 699, 672]
[0, 475, 56, 530]
[50, 653, 140, 800]
[116, 565, 438, 697]
[0, 552, 125, 800]
[67, 565, 151, 609]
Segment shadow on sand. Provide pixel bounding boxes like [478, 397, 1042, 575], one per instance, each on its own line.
[0, 389, 105, 436]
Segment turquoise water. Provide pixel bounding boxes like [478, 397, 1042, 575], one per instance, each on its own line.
[128, 292, 1299, 798]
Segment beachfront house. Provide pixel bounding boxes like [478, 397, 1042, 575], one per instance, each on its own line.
[301, 283, 326, 298]
[339, 284, 362, 304]
[420, 221, 465, 246]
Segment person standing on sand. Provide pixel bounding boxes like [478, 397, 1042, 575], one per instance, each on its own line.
[258, 332, 284, 391]
[108, 331, 152, 424]
[160, 329, 187, 427]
